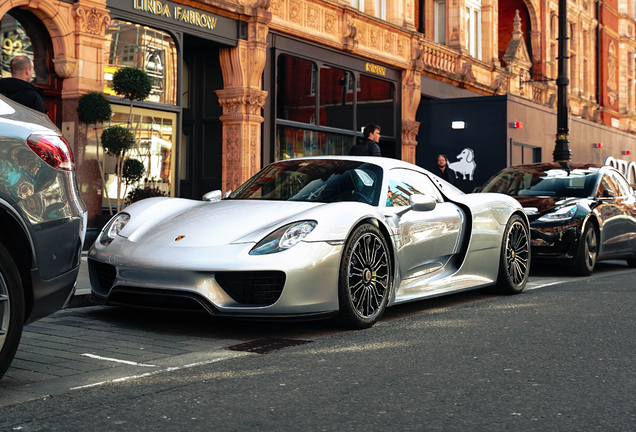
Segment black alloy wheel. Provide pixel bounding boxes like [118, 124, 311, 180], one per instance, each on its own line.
[0, 243, 24, 380]
[337, 223, 391, 329]
[569, 223, 598, 276]
[496, 214, 530, 293]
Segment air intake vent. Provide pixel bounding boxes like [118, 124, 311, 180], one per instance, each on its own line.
[90, 259, 117, 290]
[215, 271, 286, 305]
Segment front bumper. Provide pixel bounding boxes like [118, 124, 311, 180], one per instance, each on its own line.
[529, 220, 580, 265]
[88, 239, 343, 317]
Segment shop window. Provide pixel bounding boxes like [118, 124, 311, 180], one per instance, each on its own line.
[104, 20, 178, 105]
[277, 125, 355, 160]
[277, 55, 316, 124]
[357, 75, 395, 137]
[319, 66, 354, 130]
[275, 54, 396, 160]
[104, 105, 176, 202]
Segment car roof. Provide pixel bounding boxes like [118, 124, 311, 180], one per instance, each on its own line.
[273, 156, 427, 172]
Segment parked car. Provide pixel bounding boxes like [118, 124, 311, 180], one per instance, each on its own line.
[88, 156, 530, 329]
[478, 162, 636, 275]
[0, 95, 87, 379]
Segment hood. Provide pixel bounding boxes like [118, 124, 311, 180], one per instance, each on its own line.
[125, 199, 323, 247]
[515, 196, 586, 214]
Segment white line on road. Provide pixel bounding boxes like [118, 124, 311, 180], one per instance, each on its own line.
[81, 353, 157, 367]
[525, 280, 567, 290]
[70, 353, 249, 391]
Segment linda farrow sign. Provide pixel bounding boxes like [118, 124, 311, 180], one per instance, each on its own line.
[107, 0, 238, 44]
[133, 0, 217, 29]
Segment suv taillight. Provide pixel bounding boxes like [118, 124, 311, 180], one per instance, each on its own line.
[26, 133, 75, 171]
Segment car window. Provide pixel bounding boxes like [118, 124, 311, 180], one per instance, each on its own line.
[607, 171, 631, 197]
[229, 159, 383, 205]
[386, 169, 442, 207]
[597, 174, 620, 198]
[482, 167, 598, 198]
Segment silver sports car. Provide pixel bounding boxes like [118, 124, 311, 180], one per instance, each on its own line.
[88, 157, 530, 328]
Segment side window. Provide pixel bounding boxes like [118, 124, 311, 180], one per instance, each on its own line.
[608, 171, 631, 197]
[598, 174, 619, 198]
[386, 169, 442, 207]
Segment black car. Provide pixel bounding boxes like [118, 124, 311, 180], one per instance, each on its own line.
[0, 95, 87, 379]
[479, 162, 636, 275]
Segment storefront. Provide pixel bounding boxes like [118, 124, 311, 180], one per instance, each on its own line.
[263, 34, 402, 163]
[102, 0, 241, 202]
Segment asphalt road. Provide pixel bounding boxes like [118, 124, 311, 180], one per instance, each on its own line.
[1, 261, 635, 431]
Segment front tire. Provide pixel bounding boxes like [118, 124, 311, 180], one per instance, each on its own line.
[569, 223, 598, 276]
[496, 215, 530, 294]
[0, 243, 24, 380]
[336, 223, 391, 329]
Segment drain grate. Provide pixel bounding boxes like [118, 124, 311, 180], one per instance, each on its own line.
[227, 338, 312, 354]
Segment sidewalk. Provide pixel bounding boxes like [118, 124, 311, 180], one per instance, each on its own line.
[67, 251, 94, 309]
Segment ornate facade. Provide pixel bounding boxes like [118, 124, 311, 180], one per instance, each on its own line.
[3, 0, 636, 228]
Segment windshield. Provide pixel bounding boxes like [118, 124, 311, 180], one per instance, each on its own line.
[482, 166, 599, 198]
[229, 159, 384, 205]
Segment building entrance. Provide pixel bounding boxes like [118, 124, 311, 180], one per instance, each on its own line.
[180, 35, 224, 199]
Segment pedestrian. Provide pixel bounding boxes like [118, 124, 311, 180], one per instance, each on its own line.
[0, 55, 46, 113]
[433, 154, 456, 185]
[349, 124, 382, 156]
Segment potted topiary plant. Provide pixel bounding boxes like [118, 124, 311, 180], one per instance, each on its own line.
[76, 91, 114, 214]
[110, 67, 152, 127]
[122, 157, 145, 202]
[101, 126, 136, 213]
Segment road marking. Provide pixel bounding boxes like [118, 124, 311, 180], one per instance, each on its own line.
[81, 353, 157, 367]
[526, 280, 567, 290]
[70, 353, 248, 391]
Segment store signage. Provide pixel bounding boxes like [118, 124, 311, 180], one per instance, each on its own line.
[365, 62, 386, 76]
[604, 156, 636, 184]
[132, 0, 218, 30]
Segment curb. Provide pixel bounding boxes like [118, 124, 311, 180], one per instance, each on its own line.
[66, 293, 97, 309]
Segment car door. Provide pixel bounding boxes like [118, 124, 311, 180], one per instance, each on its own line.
[386, 169, 464, 282]
[607, 170, 636, 253]
[595, 172, 628, 255]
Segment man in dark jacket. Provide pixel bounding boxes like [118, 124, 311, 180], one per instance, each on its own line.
[0, 56, 45, 113]
[433, 154, 456, 185]
[349, 124, 382, 156]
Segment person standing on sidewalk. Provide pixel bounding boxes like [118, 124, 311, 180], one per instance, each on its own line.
[0, 55, 46, 113]
[433, 154, 456, 185]
[349, 124, 382, 156]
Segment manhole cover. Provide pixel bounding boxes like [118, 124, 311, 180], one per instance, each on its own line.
[227, 338, 312, 354]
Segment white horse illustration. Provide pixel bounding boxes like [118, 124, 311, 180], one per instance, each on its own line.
[449, 148, 476, 181]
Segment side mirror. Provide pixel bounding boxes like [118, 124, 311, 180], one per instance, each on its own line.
[202, 190, 223, 202]
[395, 194, 436, 217]
[602, 189, 616, 199]
[409, 194, 437, 212]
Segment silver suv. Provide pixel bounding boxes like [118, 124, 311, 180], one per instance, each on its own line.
[0, 94, 87, 379]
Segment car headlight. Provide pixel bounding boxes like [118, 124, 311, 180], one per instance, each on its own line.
[537, 205, 577, 222]
[98, 213, 130, 247]
[250, 221, 317, 255]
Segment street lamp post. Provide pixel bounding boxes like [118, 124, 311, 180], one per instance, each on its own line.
[553, 0, 572, 163]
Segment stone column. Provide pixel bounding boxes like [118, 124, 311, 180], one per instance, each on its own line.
[401, 47, 422, 164]
[216, 9, 271, 193]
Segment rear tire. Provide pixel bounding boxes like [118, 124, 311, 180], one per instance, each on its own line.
[496, 215, 530, 294]
[569, 223, 598, 276]
[336, 223, 391, 329]
[0, 243, 24, 380]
